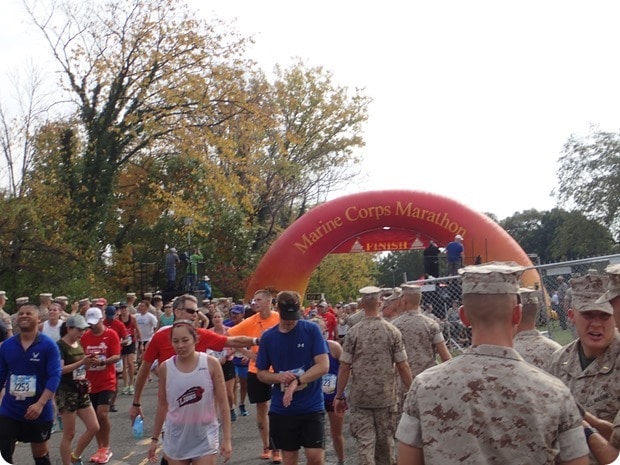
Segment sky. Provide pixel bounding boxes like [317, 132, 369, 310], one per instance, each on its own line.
[3, 1, 620, 220]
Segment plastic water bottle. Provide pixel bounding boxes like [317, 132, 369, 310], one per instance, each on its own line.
[133, 415, 143, 439]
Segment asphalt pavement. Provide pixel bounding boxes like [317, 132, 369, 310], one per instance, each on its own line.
[11, 380, 357, 465]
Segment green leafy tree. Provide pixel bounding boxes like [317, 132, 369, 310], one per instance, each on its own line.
[376, 251, 424, 288]
[556, 127, 620, 238]
[500, 208, 615, 261]
[307, 253, 378, 304]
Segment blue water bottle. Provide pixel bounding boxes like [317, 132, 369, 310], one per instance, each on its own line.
[133, 415, 143, 439]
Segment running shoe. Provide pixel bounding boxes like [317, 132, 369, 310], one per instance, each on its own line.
[98, 448, 113, 464]
[271, 450, 282, 464]
[128, 385, 135, 394]
[71, 452, 84, 465]
[239, 404, 248, 416]
[121, 386, 130, 395]
[230, 408, 237, 422]
[260, 447, 271, 460]
[90, 448, 113, 464]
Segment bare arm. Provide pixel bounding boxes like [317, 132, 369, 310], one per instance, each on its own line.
[334, 362, 352, 414]
[396, 360, 413, 392]
[224, 336, 257, 348]
[147, 362, 168, 462]
[435, 341, 452, 363]
[397, 443, 424, 465]
[130, 360, 153, 422]
[209, 355, 232, 462]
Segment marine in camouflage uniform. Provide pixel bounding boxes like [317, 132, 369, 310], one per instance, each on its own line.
[392, 284, 451, 377]
[513, 288, 561, 369]
[547, 272, 620, 464]
[396, 262, 589, 465]
[334, 286, 412, 465]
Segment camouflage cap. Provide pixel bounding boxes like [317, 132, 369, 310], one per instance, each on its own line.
[594, 263, 620, 304]
[459, 261, 524, 295]
[570, 274, 612, 314]
[518, 287, 539, 306]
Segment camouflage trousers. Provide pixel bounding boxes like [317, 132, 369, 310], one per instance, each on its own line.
[349, 405, 397, 465]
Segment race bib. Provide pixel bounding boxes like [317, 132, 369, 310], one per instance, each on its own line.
[73, 365, 86, 380]
[10, 374, 36, 399]
[115, 358, 124, 373]
[280, 368, 306, 392]
[322, 373, 337, 395]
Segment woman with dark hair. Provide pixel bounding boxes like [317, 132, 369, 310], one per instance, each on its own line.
[148, 321, 232, 465]
[56, 315, 100, 465]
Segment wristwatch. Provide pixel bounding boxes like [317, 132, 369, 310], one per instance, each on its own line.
[584, 426, 599, 441]
[295, 374, 302, 385]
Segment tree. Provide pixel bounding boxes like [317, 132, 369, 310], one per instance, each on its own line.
[307, 253, 378, 304]
[238, 61, 370, 253]
[556, 127, 620, 238]
[26, 0, 253, 253]
[376, 251, 424, 288]
[500, 208, 615, 262]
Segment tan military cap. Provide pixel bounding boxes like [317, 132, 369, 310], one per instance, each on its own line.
[359, 286, 381, 296]
[16, 296, 29, 305]
[401, 284, 422, 295]
[79, 298, 90, 305]
[595, 264, 620, 304]
[144, 292, 153, 298]
[40, 293, 53, 299]
[385, 288, 402, 302]
[0, 291, 6, 298]
[126, 292, 136, 298]
[459, 261, 524, 295]
[55, 296, 69, 303]
[518, 288, 539, 306]
[570, 274, 613, 314]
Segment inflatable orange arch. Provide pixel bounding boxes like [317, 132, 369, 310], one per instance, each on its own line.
[245, 190, 537, 300]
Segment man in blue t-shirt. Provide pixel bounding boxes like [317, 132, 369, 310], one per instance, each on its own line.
[256, 291, 329, 465]
[0, 303, 61, 465]
[445, 234, 464, 276]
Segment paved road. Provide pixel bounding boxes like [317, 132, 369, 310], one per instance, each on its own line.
[12, 380, 358, 465]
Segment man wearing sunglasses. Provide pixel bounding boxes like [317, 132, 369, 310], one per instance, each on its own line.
[129, 294, 257, 425]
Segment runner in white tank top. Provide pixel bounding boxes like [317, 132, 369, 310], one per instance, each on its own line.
[148, 321, 232, 464]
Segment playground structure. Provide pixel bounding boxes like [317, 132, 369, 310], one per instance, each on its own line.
[246, 189, 538, 301]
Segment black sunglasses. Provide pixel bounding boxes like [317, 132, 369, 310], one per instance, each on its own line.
[180, 307, 198, 314]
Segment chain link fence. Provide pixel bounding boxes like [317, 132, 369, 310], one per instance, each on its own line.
[413, 254, 620, 355]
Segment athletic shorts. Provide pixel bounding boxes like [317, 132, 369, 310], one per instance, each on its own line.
[56, 386, 92, 413]
[324, 398, 335, 413]
[0, 415, 53, 444]
[234, 365, 248, 378]
[89, 390, 114, 410]
[247, 372, 271, 404]
[222, 361, 236, 381]
[269, 411, 325, 451]
[121, 342, 136, 355]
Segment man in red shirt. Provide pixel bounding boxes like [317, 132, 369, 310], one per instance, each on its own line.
[129, 294, 257, 421]
[102, 305, 128, 413]
[318, 301, 338, 340]
[82, 307, 121, 464]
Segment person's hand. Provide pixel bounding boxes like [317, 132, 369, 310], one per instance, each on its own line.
[220, 438, 232, 463]
[24, 401, 44, 420]
[283, 382, 297, 407]
[334, 397, 348, 415]
[129, 404, 144, 423]
[147, 441, 158, 463]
